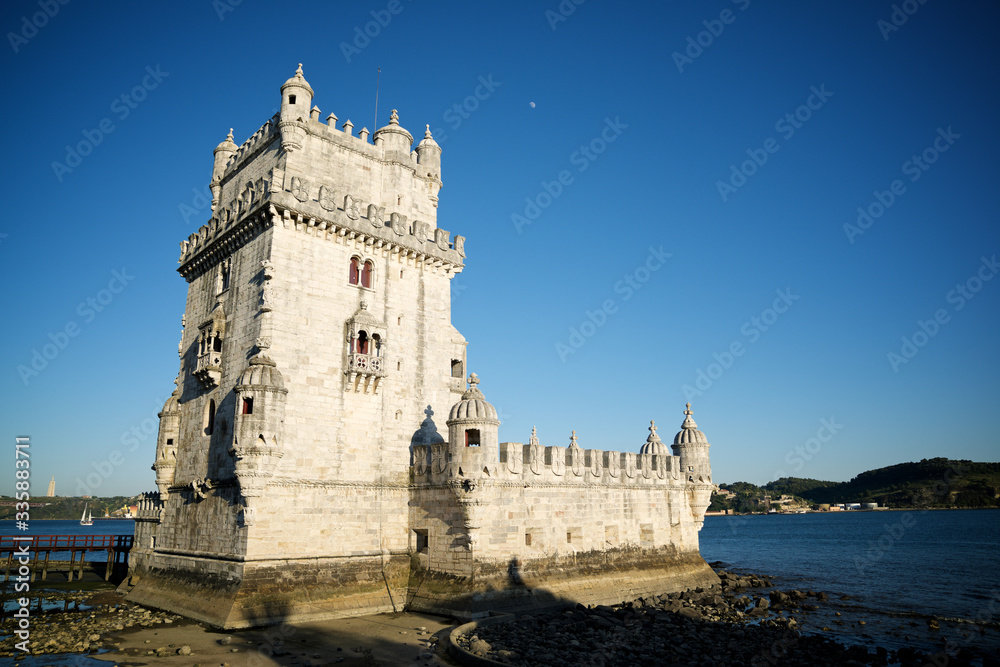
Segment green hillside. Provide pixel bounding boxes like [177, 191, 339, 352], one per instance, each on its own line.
[712, 458, 1000, 511]
[800, 458, 1000, 507]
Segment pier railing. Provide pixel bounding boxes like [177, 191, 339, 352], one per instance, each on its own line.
[1, 534, 133, 582]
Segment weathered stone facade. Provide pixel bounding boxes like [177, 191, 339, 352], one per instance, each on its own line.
[126, 66, 718, 628]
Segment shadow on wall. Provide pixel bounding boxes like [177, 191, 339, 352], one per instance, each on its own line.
[410, 404, 445, 449]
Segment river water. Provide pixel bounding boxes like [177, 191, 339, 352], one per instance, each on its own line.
[701, 509, 1000, 656]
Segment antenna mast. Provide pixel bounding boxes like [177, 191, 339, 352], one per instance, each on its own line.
[374, 67, 381, 132]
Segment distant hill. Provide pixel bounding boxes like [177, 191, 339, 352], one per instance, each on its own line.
[0, 495, 138, 521]
[713, 458, 1000, 511]
[799, 458, 1000, 507]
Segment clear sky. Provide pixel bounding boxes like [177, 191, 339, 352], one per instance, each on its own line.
[1, 0, 998, 497]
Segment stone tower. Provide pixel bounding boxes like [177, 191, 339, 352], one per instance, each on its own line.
[127, 64, 467, 627]
[127, 65, 718, 627]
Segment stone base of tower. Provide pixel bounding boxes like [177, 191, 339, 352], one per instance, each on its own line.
[124, 552, 410, 629]
[406, 548, 719, 619]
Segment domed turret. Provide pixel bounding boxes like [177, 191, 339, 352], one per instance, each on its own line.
[279, 64, 312, 152]
[415, 124, 442, 179]
[639, 420, 668, 455]
[210, 129, 238, 209]
[231, 354, 289, 526]
[447, 372, 500, 454]
[373, 109, 413, 157]
[153, 380, 181, 499]
[671, 403, 712, 484]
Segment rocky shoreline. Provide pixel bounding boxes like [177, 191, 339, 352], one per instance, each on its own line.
[454, 567, 1000, 667]
[3, 567, 998, 666]
[0, 588, 187, 658]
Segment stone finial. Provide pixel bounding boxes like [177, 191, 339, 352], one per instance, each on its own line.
[424, 124, 433, 139]
[226, 128, 234, 142]
[359, 127, 370, 142]
[343, 119, 354, 136]
[529, 426, 539, 447]
[467, 372, 479, 387]
[389, 109, 399, 124]
[326, 112, 338, 126]
[295, 63, 304, 78]
[569, 430, 580, 449]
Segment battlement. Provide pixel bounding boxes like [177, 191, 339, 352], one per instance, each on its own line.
[412, 441, 683, 487]
[178, 65, 460, 283]
[134, 491, 163, 522]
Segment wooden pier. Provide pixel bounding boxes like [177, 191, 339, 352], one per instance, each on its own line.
[1, 534, 133, 582]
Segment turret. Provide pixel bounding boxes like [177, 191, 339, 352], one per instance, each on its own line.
[416, 125, 442, 178]
[153, 381, 181, 499]
[210, 129, 237, 209]
[446, 373, 500, 473]
[445, 372, 500, 550]
[670, 403, 712, 484]
[230, 354, 289, 526]
[671, 403, 714, 527]
[372, 109, 413, 159]
[279, 63, 313, 152]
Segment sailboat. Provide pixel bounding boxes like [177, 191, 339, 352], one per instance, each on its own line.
[80, 504, 93, 526]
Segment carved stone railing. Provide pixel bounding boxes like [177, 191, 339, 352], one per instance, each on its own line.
[347, 352, 386, 377]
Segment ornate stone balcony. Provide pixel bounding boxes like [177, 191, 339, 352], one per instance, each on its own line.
[194, 349, 222, 389]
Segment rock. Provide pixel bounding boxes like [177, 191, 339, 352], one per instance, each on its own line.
[677, 607, 703, 621]
[469, 638, 491, 656]
[219, 636, 233, 645]
[177, 645, 192, 655]
[755, 597, 770, 610]
[88, 633, 101, 642]
[769, 591, 790, 605]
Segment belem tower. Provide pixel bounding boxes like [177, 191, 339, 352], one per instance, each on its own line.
[125, 65, 719, 628]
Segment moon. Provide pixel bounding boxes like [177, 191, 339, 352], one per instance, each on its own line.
[529, 102, 536, 108]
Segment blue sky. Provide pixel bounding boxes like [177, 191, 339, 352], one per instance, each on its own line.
[1, 0, 997, 497]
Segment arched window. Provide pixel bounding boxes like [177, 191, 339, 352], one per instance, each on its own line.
[361, 260, 373, 288]
[356, 331, 369, 354]
[205, 399, 216, 436]
[371, 333, 381, 356]
[349, 257, 360, 285]
[465, 429, 481, 447]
